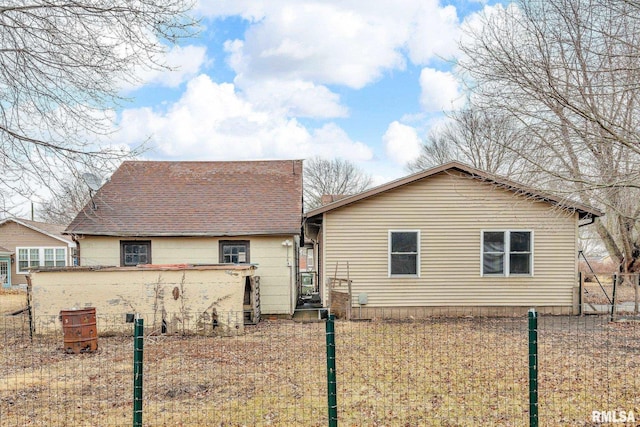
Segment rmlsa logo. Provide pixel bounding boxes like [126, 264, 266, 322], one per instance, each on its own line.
[592, 410, 636, 424]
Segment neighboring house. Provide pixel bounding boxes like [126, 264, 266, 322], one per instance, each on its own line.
[65, 160, 303, 315]
[0, 218, 76, 288]
[304, 162, 602, 316]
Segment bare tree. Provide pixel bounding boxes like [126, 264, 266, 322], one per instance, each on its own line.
[304, 157, 373, 210]
[457, 0, 640, 272]
[37, 176, 91, 226]
[37, 161, 118, 225]
[407, 130, 454, 172]
[0, 1, 196, 216]
[408, 106, 539, 185]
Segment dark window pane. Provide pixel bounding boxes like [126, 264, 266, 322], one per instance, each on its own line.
[123, 242, 151, 266]
[222, 244, 248, 263]
[483, 232, 504, 252]
[510, 232, 531, 252]
[483, 253, 504, 275]
[391, 232, 417, 253]
[510, 254, 531, 274]
[391, 254, 417, 275]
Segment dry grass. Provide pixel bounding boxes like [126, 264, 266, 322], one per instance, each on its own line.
[0, 289, 28, 315]
[0, 314, 639, 426]
[583, 275, 640, 310]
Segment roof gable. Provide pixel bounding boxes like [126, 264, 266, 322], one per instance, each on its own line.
[0, 218, 74, 245]
[305, 161, 602, 220]
[65, 160, 304, 236]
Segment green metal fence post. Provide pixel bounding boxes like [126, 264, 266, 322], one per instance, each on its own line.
[133, 317, 144, 427]
[528, 308, 538, 427]
[326, 314, 338, 427]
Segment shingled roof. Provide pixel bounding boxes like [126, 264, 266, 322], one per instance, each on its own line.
[65, 160, 303, 237]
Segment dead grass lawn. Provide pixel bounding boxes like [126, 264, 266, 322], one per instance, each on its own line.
[0, 314, 638, 426]
[0, 289, 28, 315]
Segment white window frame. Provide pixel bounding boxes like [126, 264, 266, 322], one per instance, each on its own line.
[16, 247, 68, 274]
[388, 230, 421, 278]
[480, 230, 534, 277]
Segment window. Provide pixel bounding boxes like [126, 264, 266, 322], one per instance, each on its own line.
[44, 248, 66, 267]
[389, 231, 420, 276]
[120, 241, 151, 267]
[219, 241, 250, 264]
[482, 231, 532, 276]
[16, 247, 68, 274]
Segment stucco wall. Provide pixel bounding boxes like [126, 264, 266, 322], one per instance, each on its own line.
[29, 265, 254, 336]
[77, 235, 296, 315]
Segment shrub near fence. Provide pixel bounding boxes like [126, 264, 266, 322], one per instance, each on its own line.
[0, 308, 639, 426]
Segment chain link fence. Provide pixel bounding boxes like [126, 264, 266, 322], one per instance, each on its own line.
[1, 308, 638, 426]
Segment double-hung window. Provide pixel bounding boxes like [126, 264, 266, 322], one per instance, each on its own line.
[389, 230, 420, 277]
[17, 247, 68, 274]
[482, 231, 532, 276]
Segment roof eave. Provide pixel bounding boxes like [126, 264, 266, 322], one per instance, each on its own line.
[1, 217, 75, 246]
[66, 230, 301, 238]
[303, 161, 604, 219]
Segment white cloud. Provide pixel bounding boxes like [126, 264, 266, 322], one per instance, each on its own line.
[116, 74, 369, 161]
[308, 124, 373, 161]
[406, 3, 461, 64]
[214, 1, 462, 88]
[238, 78, 348, 118]
[121, 44, 208, 93]
[419, 68, 464, 112]
[383, 121, 422, 166]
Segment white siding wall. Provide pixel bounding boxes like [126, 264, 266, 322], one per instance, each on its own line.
[79, 235, 296, 314]
[323, 172, 579, 309]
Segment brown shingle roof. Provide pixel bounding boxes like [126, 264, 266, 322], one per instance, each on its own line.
[65, 160, 303, 237]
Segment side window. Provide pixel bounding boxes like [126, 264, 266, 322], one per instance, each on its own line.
[389, 231, 420, 276]
[16, 247, 68, 273]
[509, 231, 532, 275]
[482, 231, 532, 276]
[482, 232, 505, 275]
[120, 241, 151, 267]
[219, 241, 250, 264]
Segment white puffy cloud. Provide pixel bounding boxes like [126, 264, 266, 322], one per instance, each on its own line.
[383, 121, 422, 166]
[237, 78, 348, 118]
[406, 3, 461, 64]
[419, 68, 464, 112]
[121, 44, 208, 92]
[214, 1, 461, 89]
[200, 0, 462, 120]
[116, 74, 370, 161]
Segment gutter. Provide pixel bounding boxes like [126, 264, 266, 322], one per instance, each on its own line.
[578, 216, 596, 227]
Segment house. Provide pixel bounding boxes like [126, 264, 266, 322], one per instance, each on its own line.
[0, 218, 76, 288]
[304, 162, 602, 316]
[64, 160, 303, 315]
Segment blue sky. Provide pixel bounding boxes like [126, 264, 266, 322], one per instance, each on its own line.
[112, 0, 497, 185]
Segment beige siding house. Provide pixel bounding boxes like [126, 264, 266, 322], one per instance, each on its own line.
[304, 162, 602, 316]
[65, 160, 303, 315]
[0, 218, 75, 288]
